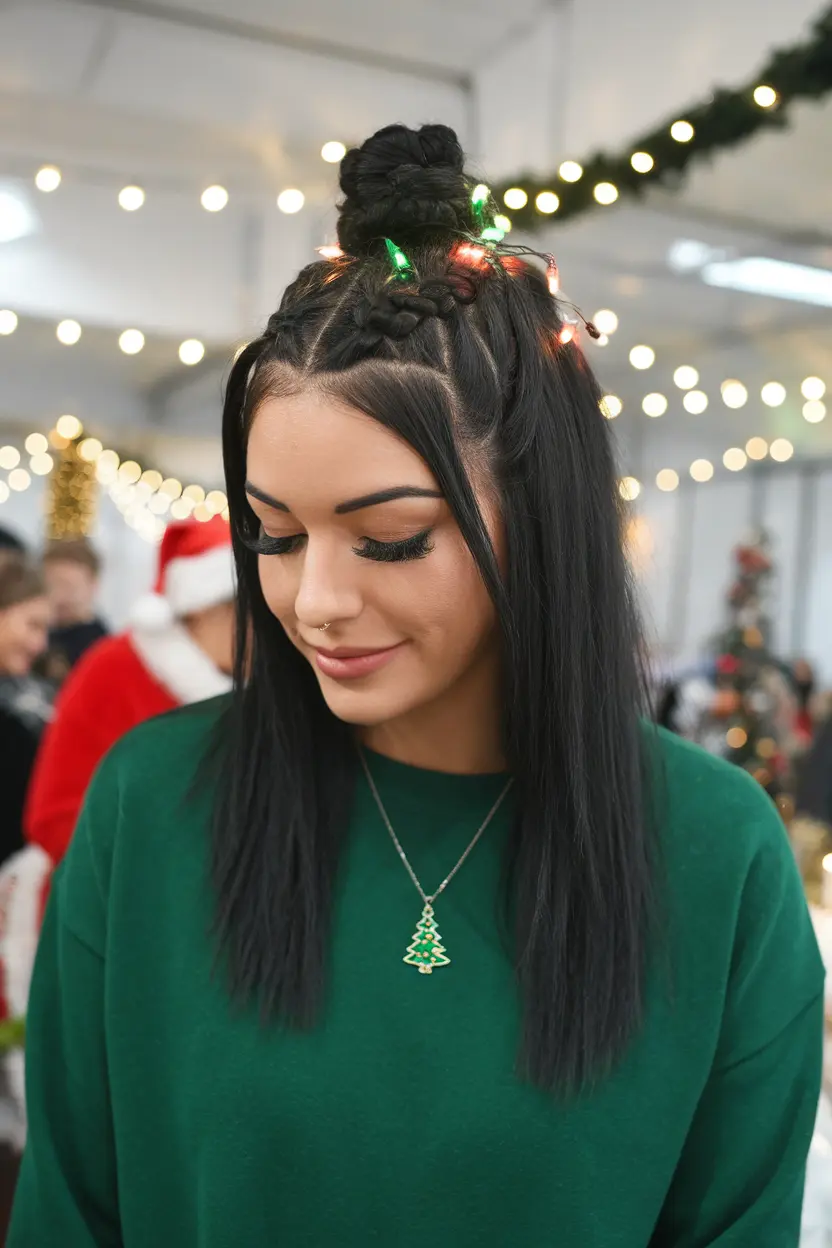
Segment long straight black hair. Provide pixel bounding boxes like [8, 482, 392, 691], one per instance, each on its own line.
[212, 123, 657, 1092]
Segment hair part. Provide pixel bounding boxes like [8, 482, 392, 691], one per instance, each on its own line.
[212, 124, 657, 1093]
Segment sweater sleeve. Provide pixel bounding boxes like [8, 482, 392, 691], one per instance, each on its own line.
[8, 758, 121, 1246]
[651, 795, 825, 1246]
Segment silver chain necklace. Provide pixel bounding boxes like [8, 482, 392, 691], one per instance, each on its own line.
[358, 749, 513, 975]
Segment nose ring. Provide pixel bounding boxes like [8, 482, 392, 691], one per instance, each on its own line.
[318, 623, 331, 632]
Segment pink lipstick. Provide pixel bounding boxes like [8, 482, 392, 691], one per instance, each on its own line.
[314, 643, 404, 680]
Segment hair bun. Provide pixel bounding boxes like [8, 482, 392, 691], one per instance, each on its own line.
[337, 123, 473, 256]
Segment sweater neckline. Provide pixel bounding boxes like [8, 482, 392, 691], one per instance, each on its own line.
[360, 745, 511, 810]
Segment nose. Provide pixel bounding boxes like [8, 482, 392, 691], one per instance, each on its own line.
[293, 538, 362, 632]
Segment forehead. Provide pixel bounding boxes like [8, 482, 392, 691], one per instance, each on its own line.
[247, 391, 437, 499]
[9, 595, 47, 615]
[45, 560, 90, 578]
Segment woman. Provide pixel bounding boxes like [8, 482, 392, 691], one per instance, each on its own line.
[0, 555, 52, 866]
[11, 125, 823, 1246]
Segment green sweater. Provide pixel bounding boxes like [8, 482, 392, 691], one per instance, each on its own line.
[11, 699, 824, 1247]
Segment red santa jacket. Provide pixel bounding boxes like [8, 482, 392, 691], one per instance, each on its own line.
[25, 633, 176, 864]
[25, 623, 232, 864]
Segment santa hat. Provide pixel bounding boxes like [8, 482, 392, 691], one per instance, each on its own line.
[130, 515, 235, 631]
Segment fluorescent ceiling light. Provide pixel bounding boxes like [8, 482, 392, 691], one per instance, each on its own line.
[701, 256, 832, 307]
[668, 239, 719, 272]
[0, 190, 36, 243]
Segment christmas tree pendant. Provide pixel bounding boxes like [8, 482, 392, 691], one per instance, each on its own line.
[404, 902, 451, 975]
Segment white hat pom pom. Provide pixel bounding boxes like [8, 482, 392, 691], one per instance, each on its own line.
[129, 592, 175, 632]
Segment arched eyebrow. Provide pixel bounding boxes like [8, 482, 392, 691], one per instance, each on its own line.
[334, 487, 442, 515]
[245, 482, 289, 511]
[245, 481, 441, 515]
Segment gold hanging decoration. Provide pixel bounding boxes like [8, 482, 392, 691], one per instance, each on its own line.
[46, 439, 97, 539]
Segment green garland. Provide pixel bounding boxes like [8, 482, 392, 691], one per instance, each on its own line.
[494, 4, 832, 230]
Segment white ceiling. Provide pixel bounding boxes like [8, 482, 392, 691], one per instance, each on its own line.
[0, 0, 830, 486]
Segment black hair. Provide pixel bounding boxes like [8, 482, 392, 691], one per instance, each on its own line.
[213, 122, 657, 1092]
[0, 525, 26, 554]
[0, 552, 46, 610]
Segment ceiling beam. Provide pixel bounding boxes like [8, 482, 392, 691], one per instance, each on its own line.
[72, 0, 472, 89]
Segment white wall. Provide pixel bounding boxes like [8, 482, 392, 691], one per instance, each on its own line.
[637, 463, 832, 682]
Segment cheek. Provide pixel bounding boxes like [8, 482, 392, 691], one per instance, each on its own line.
[256, 557, 298, 621]
[391, 536, 495, 645]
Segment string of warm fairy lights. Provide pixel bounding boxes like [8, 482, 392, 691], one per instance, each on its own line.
[580, 313, 829, 426]
[25, 154, 315, 216]
[0, 305, 213, 371]
[492, 91, 779, 228]
[0, 139, 353, 359]
[0, 416, 227, 543]
[618, 430, 799, 504]
[600, 369, 827, 425]
[611, 374, 827, 501]
[493, 6, 832, 230]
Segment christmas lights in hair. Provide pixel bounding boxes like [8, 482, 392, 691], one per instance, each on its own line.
[384, 238, 412, 280]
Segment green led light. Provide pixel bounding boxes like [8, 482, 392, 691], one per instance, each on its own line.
[471, 183, 491, 232]
[385, 237, 412, 277]
[480, 226, 505, 243]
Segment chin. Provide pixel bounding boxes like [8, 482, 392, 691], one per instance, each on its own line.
[315, 678, 422, 728]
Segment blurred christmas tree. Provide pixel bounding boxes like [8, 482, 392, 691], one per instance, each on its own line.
[707, 531, 789, 798]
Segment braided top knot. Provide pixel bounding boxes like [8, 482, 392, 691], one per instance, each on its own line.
[338, 124, 474, 256]
[352, 273, 477, 351]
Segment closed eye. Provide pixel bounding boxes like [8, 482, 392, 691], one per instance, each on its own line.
[242, 531, 305, 557]
[355, 530, 434, 563]
[242, 528, 434, 563]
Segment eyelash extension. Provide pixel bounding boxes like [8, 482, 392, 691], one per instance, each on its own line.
[242, 532, 305, 557]
[242, 528, 435, 563]
[355, 529, 434, 563]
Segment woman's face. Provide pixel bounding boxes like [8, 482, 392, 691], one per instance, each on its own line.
[0, 595, 51, 677]
[246, 390, 500, 728]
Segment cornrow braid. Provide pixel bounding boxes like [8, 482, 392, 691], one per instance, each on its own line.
[324, 265, 482, 369]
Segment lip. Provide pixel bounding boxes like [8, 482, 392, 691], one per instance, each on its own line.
[313, 642, 405, 680]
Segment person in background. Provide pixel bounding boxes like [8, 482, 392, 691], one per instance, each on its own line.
[0, 557, 52, 865]
[25, 516, 234, 866]
[793, 658, 817, 748]
[0, 546, 51, 1210]
[41, 538, 108, 672]
[796, 714, 832, 837]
